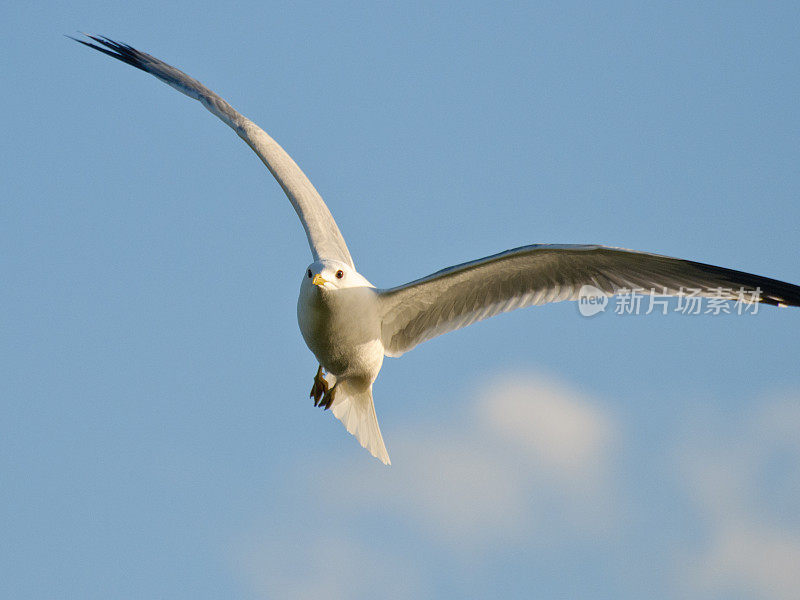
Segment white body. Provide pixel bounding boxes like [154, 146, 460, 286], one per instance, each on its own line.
[297, 260, 384, 385]
[297, 260, 390, 463]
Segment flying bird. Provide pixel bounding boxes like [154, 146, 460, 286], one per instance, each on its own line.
[74, 35, 800, 465]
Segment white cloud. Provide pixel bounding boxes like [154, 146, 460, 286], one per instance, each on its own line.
[231, 374, 800, 600]
[382, 434, 531, 541]
[476, 375, 616, 491]
[689, 524, 800, 600]
[230, 371, 621, 598]
[676, 393, 800, 600]
[318, 371, 620, 548]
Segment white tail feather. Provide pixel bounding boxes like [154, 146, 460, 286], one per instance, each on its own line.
[330, 384, 390, 465]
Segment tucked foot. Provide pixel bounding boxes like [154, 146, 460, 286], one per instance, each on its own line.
[309, 365, 329, 407]
[320, 384, 337, 411]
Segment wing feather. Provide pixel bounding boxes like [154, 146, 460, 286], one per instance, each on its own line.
[73, 35, 353, 267]
[377, 244, 800, 356]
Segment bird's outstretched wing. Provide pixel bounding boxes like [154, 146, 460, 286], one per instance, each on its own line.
[72, 35, 354, 268]
[377, 244, 800, 356]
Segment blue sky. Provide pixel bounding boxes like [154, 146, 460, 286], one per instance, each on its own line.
[3, 2, 800, 598]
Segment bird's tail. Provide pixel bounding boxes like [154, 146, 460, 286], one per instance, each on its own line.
[331, 383, 390, 465]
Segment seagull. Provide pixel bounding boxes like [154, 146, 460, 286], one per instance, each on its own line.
[74, 35, 800, 465]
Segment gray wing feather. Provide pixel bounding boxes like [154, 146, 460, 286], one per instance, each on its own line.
[378, 244, 800, 356]
[73, 35, 353, 267]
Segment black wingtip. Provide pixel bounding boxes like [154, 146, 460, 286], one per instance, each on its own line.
[69, 33, 151, 73]
[687, 258, 800, 308]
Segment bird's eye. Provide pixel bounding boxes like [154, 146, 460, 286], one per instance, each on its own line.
[307, 269, 312, 278]
[335, 270, 344, 279]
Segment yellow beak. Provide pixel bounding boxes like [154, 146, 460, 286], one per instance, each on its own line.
[312, 274, 328, 286]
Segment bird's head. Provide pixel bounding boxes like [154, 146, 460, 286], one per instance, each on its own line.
[301, 260, 372, 293]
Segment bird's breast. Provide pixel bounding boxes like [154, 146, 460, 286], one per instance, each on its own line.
[296, 285, 384, 378]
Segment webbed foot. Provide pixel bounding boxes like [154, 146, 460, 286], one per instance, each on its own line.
[320, 384, 337, 411]
[310, 365, 329, 407]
